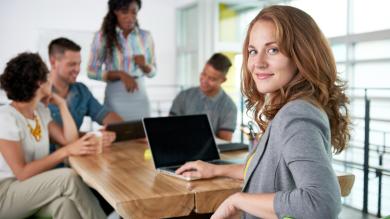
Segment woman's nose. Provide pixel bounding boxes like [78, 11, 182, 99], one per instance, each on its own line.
[254, 52, 268, 69]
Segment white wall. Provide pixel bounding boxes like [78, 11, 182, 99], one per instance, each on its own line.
[0, 0, 177, 116]
[0, 0, 176, 87]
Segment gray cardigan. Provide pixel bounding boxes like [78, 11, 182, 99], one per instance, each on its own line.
[242, 99, 341, 219]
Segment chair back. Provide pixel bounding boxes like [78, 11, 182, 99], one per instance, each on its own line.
[337, 172, 355, 197]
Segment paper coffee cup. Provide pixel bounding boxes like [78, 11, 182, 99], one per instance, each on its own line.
[91, 131, 103, 154]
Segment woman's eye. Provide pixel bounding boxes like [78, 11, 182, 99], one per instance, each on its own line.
[248, 49, 257, 56]
[267, 47, 279, 55]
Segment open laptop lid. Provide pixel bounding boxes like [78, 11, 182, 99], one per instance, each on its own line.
[143, 114, 220, 169]
[106, 120, 145, 142]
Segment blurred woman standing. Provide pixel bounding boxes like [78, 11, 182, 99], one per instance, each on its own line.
[87, 0, 157, 121]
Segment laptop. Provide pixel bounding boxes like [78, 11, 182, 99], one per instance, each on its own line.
[106, 120, 145, 142]
[143, 114, 234, 181]
[215, 137, 249, 152]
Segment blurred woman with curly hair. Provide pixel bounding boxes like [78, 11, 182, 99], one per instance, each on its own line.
[176, 5, 350, 219]
[0, 52, 105, 219]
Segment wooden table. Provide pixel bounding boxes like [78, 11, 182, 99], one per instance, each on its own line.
[69, 140, 245, 219]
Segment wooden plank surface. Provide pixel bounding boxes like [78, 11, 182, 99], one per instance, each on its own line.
[187, 151, 247, 213]
[70, 140, 351, 218]
[69, 140, 194, 219]
[186, 177, 242, 214]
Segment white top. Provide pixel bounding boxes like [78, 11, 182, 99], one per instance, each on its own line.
[0, 103, 52, 180]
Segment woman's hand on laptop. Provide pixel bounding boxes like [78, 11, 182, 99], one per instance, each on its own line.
[175, 160, 217, 179]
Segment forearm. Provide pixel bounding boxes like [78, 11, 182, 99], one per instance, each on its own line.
[16, 148, 68, 181]
[215, 164, 245, 180]
[102, 112, 123, 125]
[105, 70, 125, 81]
[232, 192, 277, 219]
[58, 103, 78, 143]
[217, 130, 233, 141]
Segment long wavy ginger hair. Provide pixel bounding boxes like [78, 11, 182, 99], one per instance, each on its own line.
[241, 5, 350, 153]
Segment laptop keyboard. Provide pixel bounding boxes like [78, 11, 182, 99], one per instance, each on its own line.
[160, 166, 181, 172]
[209, 160, 234, 165]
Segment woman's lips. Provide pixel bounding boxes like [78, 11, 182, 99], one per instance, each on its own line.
[255, 73, 274, 80]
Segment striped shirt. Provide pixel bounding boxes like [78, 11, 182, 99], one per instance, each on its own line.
[87, 26, 157, 80]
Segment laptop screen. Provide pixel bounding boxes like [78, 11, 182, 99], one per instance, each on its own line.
[143, 114, 220, 168]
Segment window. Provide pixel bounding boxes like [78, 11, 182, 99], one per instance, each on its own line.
[352, 0, 390, 34]
[355, 39, 390, 60]
[176, 4, 199, 86]
[290, 0, 347, 37]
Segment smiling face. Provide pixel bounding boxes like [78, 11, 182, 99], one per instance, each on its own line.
[247, 20, 297, 96]
[51, 50, 81, 85]
[114, 1, 139, 34]
[199, 63, 226, 97]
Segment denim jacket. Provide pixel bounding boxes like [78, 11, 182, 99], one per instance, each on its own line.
[49, 82, 109, 129]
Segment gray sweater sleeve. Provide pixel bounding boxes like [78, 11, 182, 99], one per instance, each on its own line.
[169, 91, 185, 116]
[273, 101, 341, 219]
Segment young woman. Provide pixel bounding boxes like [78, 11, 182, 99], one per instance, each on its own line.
[0, 53, 105, 219]
[176, 5, 350, 219]
[87, 0, 157, 121]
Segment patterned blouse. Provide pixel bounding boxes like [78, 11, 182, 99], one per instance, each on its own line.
[87, 26, 156, 80]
